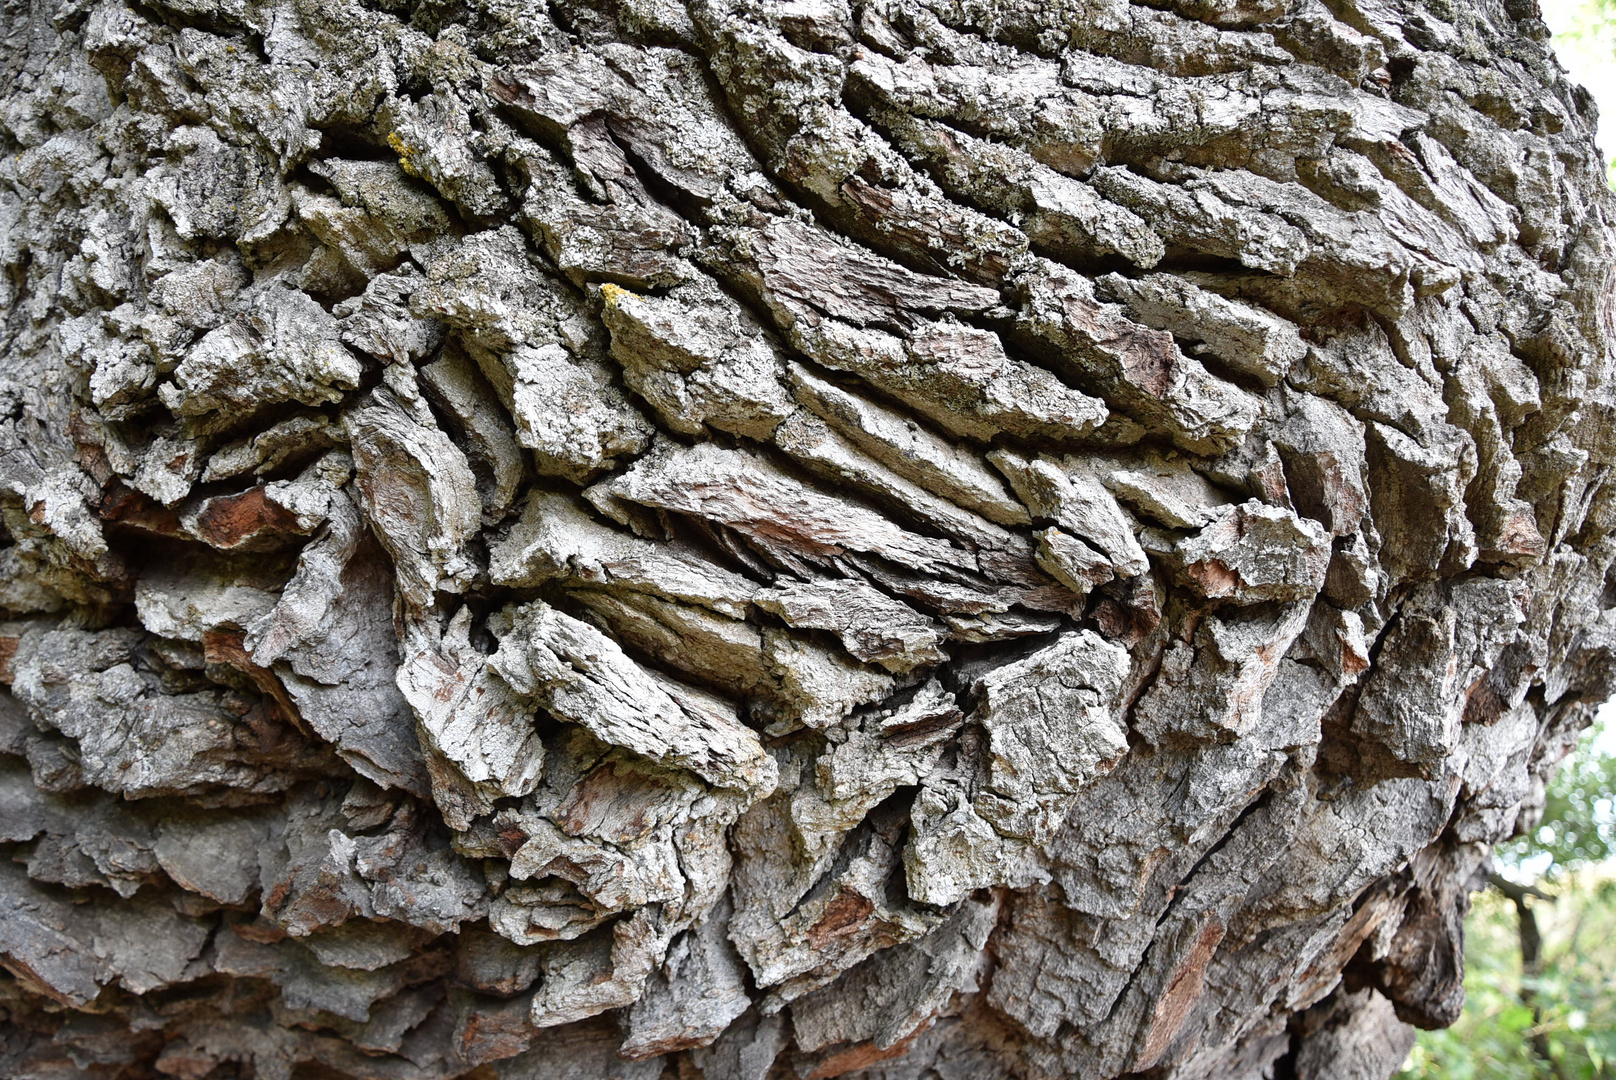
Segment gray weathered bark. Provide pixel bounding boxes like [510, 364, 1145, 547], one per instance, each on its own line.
[0, 0, 1613, 1077]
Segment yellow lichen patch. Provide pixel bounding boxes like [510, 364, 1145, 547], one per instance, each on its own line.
[386, 131, 419, 177]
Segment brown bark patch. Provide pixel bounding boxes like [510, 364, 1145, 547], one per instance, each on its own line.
[800, 1027, 925, 1080]
[97, 484, 185, 536]
[190, 488, 311, 550]
[808, 887, 877, 948]
[1137, 917, 1226, 1069]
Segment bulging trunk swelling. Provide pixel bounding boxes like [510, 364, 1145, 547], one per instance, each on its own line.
[0, 0, 1612, 1077]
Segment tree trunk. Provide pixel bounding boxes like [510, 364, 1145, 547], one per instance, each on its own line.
[1491, 872, 1567, 1078]
[0, 0, 1612, 1077]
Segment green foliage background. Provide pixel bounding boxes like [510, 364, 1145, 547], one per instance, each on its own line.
[1403, 871, 1616, 1079]
[1401, 719, 1616, 1079]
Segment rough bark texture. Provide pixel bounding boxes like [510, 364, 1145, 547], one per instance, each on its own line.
[0, 0, 1613, 1077]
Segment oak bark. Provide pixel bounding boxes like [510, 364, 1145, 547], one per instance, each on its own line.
[0, 0, 1613, 1078]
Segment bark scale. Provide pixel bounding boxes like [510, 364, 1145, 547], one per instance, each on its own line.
[0, 0, 1613, 1077]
